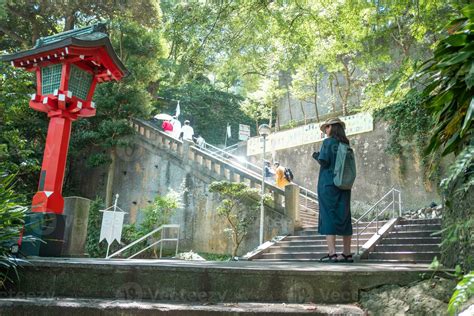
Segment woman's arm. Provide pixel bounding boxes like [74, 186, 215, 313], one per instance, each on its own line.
[315, 139, 331, 167]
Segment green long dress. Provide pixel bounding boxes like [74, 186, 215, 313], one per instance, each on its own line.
[315, 137, 353, 235]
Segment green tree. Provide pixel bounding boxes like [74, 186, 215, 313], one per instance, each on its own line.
[156, 80, 254, 145]
[71, 19, 165, 207]
[0, 62, 47, 200]
[209, 181, 271, 257]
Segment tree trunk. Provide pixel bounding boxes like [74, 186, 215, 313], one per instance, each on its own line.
[299, 100, 306, 124]
[64, 11, 76, 31]
[341, 61, 352, 116]
[269, 108, 273, 128]
[314, 72, 320, 122]
[286, 85, 293, 121]
[105, 148, 117, 207]
[329, 74, 337, 113]
[232, 232, 239, 257]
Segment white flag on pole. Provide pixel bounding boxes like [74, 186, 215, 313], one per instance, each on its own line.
[100, 210, 125, 244]
[227, 124, 231, 138]
[175, 100, 181, 118]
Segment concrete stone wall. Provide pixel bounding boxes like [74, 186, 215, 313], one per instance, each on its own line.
[72, 125, 291, 256]
[248, 119, 441, 213]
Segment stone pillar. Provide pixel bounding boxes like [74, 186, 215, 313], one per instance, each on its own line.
[182, 139, 192, 161]
[61, 196, 91, 257]
[285, 184, 301, 233]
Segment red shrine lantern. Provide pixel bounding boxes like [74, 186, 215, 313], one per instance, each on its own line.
[2, 23, 128, 214]
[1, 24, 127, 256]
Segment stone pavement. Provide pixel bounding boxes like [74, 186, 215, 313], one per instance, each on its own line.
[0, 297, 365, 315]
[25, 256, 433, 271]
[2, 257, 436, 306]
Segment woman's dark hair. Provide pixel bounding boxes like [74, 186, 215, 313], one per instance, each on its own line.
[329, 123, 349, 144]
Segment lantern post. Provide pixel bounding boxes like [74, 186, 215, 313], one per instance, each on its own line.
[1, 24, 128, 256]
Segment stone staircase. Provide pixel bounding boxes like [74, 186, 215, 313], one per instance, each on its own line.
[364, 218, 441, 263]
[251, 218, 442, 263]
[299, 197, 318, 228]
[251, 222, 385, 261]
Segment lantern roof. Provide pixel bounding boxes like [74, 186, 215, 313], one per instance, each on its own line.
[1, 23, 128, 81]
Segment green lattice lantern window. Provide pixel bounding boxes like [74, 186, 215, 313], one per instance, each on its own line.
[38, 64, 94, 102]
[69, 65, 93, 100]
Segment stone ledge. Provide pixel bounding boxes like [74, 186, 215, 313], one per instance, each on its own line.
[4, 258, 438, 305]
[0, 297, 364, 315]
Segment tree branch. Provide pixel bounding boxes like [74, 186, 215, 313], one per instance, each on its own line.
[0, 25, 27, 45]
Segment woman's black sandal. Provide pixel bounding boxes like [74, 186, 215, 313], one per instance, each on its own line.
[338, 253, 354, 263]
[319, 254, 338, 263]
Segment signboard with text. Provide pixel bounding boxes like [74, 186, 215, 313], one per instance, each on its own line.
[239, 124, 251, 141]
[246, 112, 374, 156]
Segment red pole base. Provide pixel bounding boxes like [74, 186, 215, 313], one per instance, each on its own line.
[32, 190, 64, 214]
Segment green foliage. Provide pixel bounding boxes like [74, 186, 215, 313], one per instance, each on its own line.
[438, 145, 474, 271]
[404, 6, 474, 273]
[85, 192, 180, 258]
[448, 271, 474, 315]
[71, 19, 164, 165]
[156, 81, 254, 145]
[209, 181, 272, 257]
[85, 197, 106, 258]
[0, 174, 27, 289]
[414, 4, 474, 159]
[375, 92, 435, 179]
[0, 63, 47, 200]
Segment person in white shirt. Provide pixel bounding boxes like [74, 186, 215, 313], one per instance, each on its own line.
[180, 120, 194, 141]
[195, 134, 205, 148]
[171, 116, 182, 139]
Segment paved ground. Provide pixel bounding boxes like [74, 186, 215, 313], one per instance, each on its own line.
[0, 297, 365, 315]
[24, 257, 433, 272]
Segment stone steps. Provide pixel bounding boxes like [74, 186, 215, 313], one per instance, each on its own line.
[267, 245, 360, 254]
[363, 218, 441, 264]
[366, 252, 440, 262]
[0, 298, 365, 316]
[277, 240, 369, 247]
[392, 223, 441, 232]
[252, 218, 441, 263]
[282, 235, 372, 242]
[385, 230, 439, 238]
[398, 218, 441, 225]
[4, 258, 432, 306]
[373, 244, 440, 252]
[380, 235, 441, 245]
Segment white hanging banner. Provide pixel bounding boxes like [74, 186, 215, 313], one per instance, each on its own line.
[100, 210, 125, 244]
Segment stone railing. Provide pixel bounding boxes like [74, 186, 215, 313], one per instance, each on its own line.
[131, 119, 302, 233]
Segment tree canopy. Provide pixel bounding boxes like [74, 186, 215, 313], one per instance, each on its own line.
[0, 0, 471, 200]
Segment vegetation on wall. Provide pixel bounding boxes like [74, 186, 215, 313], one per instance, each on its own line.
[375, 92, 435, 182]
[85, 192, 180, 258]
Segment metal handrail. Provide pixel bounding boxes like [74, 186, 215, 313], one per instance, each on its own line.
[196, 136, 320, 208]
[353, 188, 402, 254]
[106, 224, 180, 259]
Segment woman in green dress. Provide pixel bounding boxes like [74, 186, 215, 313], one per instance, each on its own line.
[312, 118, 353, 263]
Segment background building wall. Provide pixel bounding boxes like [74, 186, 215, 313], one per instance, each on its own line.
[248, 119, 441, 213]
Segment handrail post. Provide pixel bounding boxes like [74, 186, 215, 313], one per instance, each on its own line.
[175, 227, 180, 257]
[398, 190, 402, 217]
[392, 189, 395, 218]
[356, 221, 359, 255]
[160, 227, 165, 258]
